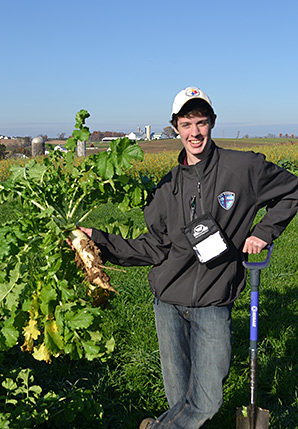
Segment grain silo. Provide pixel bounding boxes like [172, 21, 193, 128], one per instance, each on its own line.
[145, 125, 151, 140]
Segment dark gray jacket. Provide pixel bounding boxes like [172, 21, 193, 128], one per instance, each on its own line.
[91, 142, 298, 307]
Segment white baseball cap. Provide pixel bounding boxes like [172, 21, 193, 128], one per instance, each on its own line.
[172, 86, 212, 115]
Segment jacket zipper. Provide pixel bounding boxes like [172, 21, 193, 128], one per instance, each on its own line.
[189, 182, 202, 221]
[197, 181, 201, 199]
[191, 180, 203, 306]
[197, 180, 206, 213]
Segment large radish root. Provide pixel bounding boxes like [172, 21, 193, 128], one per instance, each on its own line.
[69, 229, 118, 307]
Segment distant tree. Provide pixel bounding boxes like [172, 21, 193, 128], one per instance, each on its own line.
[12, 146, 31, 157]
[58, 133, 66, 140]
[89, 131, 125, 142]
[16, 137, 31, 148]
[163, 126, 176, 138]
[0, 143, 7, 159]
[103, 131, 125, 138]
[89, 131, 103, 142]
[23, 137, 31, 147]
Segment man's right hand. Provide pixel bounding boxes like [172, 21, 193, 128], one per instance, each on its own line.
[66, 226, 92, 250]
[242, 235, 267, 254]
[76, 225, 92, 238]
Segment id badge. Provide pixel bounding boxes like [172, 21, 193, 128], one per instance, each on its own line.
[182, 212, 229, 264]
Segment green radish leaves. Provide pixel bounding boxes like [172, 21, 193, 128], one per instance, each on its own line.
[0, 109, 152, 362]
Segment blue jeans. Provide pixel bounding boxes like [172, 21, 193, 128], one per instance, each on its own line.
[152, 299, 232, 428]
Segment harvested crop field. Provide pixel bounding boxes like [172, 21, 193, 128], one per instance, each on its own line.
[91, 137, 298, 155]
[139, 137, 298, 153]
[41, 138, 298, 157]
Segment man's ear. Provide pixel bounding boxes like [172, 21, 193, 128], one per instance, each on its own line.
[173, 126, 179, 135]
[211, 115, 217, 129]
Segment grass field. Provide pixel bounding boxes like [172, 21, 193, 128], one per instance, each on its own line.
[0, 141, 297, 428]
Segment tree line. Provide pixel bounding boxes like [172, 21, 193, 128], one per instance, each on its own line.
[89, 131, 126, 142]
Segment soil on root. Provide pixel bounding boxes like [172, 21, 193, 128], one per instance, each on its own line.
[74, 239, 116, 309]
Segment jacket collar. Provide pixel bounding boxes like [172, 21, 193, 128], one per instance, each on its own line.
[172, 141, 219, 195]
[178, 140, 218, 176]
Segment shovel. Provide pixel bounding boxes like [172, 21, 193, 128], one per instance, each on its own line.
[236, 244, 274, 429]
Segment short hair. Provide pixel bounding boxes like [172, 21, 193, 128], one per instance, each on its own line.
[170, 99, 217, 129]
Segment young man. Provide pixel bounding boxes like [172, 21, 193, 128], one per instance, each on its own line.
[78, 87, 298, 428]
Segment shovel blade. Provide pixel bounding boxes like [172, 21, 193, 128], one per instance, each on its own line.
[236, 406, 269, 429]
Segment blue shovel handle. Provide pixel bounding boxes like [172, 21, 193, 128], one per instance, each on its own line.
[242, 244, 274, 353]
[242, 243, 274, 270]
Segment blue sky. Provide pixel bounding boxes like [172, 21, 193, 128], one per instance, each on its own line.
[1, 0, 298, 138]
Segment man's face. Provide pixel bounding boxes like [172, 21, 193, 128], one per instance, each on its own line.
[174, 114, 214, 165]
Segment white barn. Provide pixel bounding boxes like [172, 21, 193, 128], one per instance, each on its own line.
[126, 131, 146, 141]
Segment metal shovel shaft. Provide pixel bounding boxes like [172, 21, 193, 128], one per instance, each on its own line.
[249, 355, 258, 428]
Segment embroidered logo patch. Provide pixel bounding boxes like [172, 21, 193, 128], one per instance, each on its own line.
[218, 192, 235, 210]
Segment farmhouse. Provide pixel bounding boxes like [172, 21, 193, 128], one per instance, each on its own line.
[45, 144, 68, 155]
[126, 131, 146, 141]
[151, 132, 168, 140]
[54, 145, 68, 153]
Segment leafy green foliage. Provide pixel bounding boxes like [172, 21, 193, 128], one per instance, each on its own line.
[0, 110, 152, 363]
[277, 158, 298, 175]
[0, 368, 104, 427]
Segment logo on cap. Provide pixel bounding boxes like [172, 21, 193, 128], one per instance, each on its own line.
[218, 192, 235, 210]
[186, 87, 200, 97]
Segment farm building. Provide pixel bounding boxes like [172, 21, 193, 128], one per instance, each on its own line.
[151, 132, 169, 140]
[102, 137, 120, 142]
[126, 131, 146, 141]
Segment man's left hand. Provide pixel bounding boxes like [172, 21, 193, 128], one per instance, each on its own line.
[242, 236, 267, 254]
